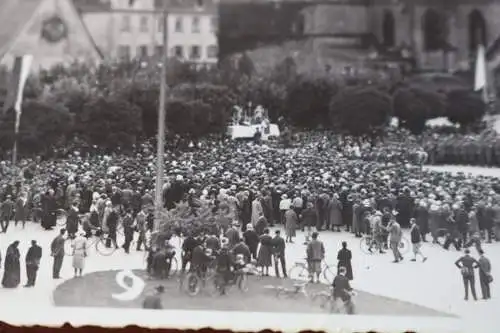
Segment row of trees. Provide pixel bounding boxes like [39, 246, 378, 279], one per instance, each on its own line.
[0, 56, 486, 156]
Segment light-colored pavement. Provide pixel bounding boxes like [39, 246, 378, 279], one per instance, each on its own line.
[0, 220, 497, 332]
[0, 166, 497, 331]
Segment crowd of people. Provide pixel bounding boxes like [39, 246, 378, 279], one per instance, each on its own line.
[0, 127, 495, 303]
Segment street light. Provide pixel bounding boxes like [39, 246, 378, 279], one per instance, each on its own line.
[154, 0, 169, 232]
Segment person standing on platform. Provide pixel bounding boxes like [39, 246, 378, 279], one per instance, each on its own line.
[51, 228, 66, 279]
[24, 240, 42, 287]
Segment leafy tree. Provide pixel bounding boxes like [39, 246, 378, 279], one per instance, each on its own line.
[165, 98, 212, 139]
[285, 75, 338, 128]
[0, 100, 73, 156]
[80, 96, 142, 150]
[393, 87, 447, 134]
[446, 89, 486, 129]
[330, 87, 392, 136]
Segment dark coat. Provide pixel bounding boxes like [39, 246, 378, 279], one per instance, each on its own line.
[337, 248, 353, 280]
[2, 244, 20, 288]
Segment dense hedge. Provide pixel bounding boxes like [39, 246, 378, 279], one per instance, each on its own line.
[0, 59, 483, 156]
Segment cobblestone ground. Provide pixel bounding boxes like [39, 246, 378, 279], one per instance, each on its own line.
[0, 165, 496, 331]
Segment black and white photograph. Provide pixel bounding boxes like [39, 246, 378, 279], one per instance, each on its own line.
[0, 0, 497, 332]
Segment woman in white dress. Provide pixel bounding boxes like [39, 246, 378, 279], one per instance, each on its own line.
[72, 232, 87, 277]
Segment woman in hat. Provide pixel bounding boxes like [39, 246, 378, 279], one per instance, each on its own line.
[257, 228, 273, 276]
[72, 232, 87, 277]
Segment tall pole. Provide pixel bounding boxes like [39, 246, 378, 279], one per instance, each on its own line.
[154, 0, 168, 232]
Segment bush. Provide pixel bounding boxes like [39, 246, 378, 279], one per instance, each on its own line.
[165, 98, 212, 139]
[0, 100, 73, 156]
[285, 76, 339, 129]
[446, 89, 486, 129]
[393, 87, 447, 134]
[330, 87, 392, 136]
[172, 83, 236, 135]
[79, 96, 142, 150]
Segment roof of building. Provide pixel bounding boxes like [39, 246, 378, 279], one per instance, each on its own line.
[73, 0, 112, 13]
[0, 0, 43, 59]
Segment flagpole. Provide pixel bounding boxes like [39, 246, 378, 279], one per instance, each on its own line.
[154, 0, 169, 232]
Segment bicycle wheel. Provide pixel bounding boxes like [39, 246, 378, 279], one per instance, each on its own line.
[322, 264, 336, 284]
[288, 264, 309, 281]
[95, 237, 117, 256]
[359, 237, 375, 255]
[398, 237, 410, 255]
[184, 273, 201, 296]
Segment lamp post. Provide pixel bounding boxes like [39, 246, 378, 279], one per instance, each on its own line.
[154, 0, 169, 232]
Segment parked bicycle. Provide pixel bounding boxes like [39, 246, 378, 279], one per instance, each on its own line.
[288, 259, 336, 284]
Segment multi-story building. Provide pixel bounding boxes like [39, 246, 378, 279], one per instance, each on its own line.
[0, 0, 102, 70]
[219, 0, 500, 80]
[75, 0, 219, 65]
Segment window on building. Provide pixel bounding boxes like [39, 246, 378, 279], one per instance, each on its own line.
[155, 45, 164, 57]
[173, 45, 184, 59]
[138, 45, 148, 58]
[121, 15, 131, 32]
[210, 16, 218, 33]
[140, 16, 149, 32]
[118, 45, 131, 61]
[422, 9, 447, 51]
[189, 45, 201, 60]
[207, 45, 218, 58]
[192, 17, 200, 33]
[175, 17, 183, 33]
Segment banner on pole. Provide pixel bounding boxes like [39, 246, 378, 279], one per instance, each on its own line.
[474, 44, 488, 102]
[3, 55, 33, 132]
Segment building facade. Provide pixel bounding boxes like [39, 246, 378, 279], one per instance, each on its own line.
[219, 0, 500, 77]
[0, 0, 102, 70]
[76, 0, 218, 64]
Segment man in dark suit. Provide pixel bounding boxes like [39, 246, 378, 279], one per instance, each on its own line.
[25, 240, 42, 287]
[455, 249, 479, 301]
[332, 266, 355, 314]
[50, 228, 66, 279]
[272, 230, 287, 278]
[1, 195, 14, 233]
[478, 249, 492, 300]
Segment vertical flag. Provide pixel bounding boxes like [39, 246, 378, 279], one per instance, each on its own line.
[474, 44, 488, 102]
[3, 55, 33, 133]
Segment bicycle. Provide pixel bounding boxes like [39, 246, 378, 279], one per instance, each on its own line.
[213, 269, 249, 295]
[288, 259, 336, 284]
[360, 234, 410, 255]
[180, 268, 218, 296]
[311, 287, 357, 314]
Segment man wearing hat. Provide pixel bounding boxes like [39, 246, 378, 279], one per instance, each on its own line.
[142, 285, 165, 309]
[272, 230, 287, 278]
[24, 240, 42, 287]
[0, 195, 14, 233]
